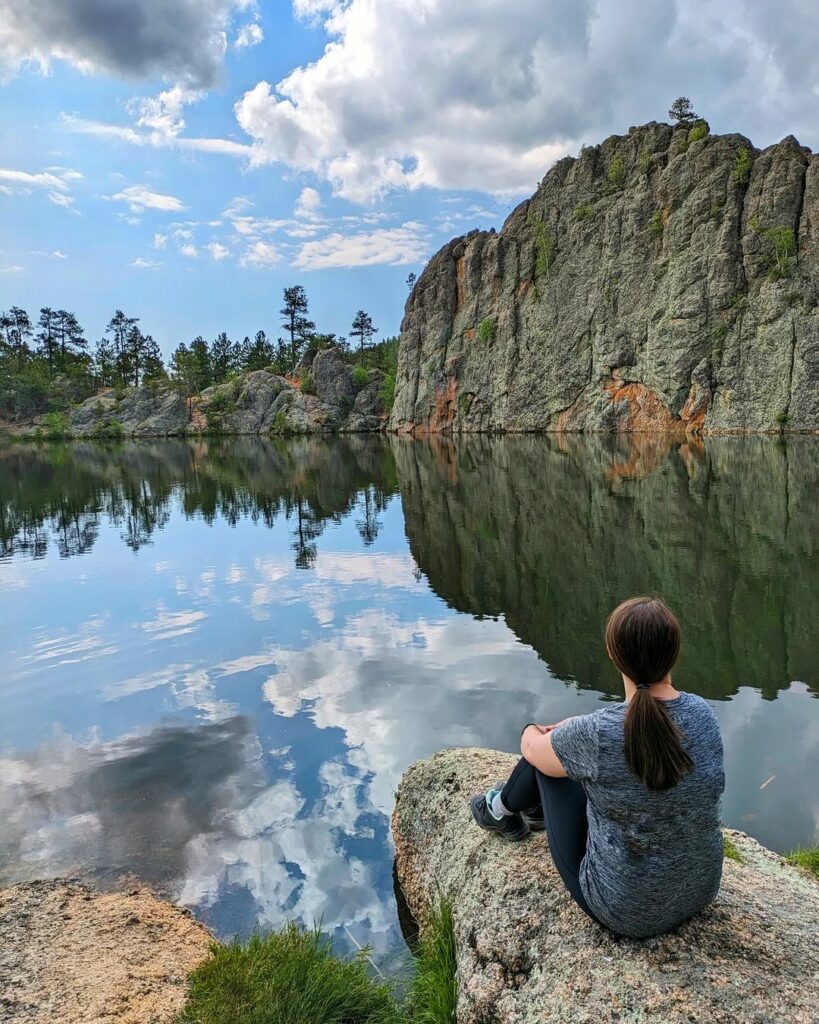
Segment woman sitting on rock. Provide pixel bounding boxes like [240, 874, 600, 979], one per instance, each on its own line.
[470, 596, 725, 939]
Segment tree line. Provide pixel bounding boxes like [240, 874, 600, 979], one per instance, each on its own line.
[0, 285, 390, 419]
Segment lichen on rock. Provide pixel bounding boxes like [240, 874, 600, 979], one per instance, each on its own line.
[392, 747, 819, 1024]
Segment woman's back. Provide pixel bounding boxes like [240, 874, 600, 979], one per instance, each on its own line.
[551, 692, 724, 938]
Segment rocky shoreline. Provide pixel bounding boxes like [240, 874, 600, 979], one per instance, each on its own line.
[0, 879, 213, 1024]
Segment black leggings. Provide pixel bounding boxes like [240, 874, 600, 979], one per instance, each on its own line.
[500, 757, 600, 924]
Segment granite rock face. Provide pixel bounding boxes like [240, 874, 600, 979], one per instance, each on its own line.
[66, 351, 386, 437]
[391, 122, 819, 434]
[392, 747, 819, 1024]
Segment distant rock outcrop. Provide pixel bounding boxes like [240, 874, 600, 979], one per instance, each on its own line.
[392, 747, 819, 1024]
[64, 348, 386, 437]
[391, 122, 819, 434]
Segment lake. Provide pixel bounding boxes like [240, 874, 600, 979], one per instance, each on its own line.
[1, 434, 817, 961]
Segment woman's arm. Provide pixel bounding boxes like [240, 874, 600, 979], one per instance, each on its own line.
[521, 721, 573, 777]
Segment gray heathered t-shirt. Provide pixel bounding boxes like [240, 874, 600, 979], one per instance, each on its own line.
[550, 692, 724, 938]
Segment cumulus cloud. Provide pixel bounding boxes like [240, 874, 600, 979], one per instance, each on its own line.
[180, 243, 199, 258]
[62, 111, 251, 158]
[109, 184, 186, 213]
[0, 166, 81, 207]
[207, 241, 230, 261]
[294, 221, 428, 269]
[293, 186, 323, 221]
[240, 240, 281, 267]
[234, 22, 264, 49]
[234, 0, 819, 202]
[0, 0, 254, 88]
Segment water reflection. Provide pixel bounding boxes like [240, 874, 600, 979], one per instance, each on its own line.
[0, 433, 816, 955]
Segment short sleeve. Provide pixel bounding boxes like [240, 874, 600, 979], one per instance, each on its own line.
[550, 713, 600, 782]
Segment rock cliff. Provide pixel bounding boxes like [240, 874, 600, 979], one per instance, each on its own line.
[391, 122, 819, 434]
[64, 349, 386, 437]
[392, 747, 819, 1024]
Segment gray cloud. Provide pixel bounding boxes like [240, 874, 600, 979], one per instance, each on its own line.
[0, 0, 249, 87]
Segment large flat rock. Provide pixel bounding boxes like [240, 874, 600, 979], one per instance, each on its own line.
[0, 879, 213, 1024]
[392, 747, 819, 1024]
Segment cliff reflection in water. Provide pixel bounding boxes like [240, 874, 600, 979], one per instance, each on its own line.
[395, 433, 819, 702]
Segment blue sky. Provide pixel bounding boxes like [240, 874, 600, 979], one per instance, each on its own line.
[1, 0, 818, 357]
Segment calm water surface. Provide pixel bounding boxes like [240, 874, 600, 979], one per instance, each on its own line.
[1, 434, 817, 958]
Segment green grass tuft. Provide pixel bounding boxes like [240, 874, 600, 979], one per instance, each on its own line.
[723, 835, 745, 863]
[784, 845, 819, 878]
[404, 902, 458, 1024]
[477, 317, 495, 344]
[175, 924, 403, 1024]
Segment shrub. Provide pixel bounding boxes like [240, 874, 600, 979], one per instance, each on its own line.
[649, 210, 665, 238]
[761, 226, 796, 280]
[733, 147, 752, 186]
[353, 365, 370, 389]
[477, 317, 495, 343]
[638, 149, 651, 173]
[688, 119, 709, 143]
[301, 371, 316, 395]
[775, 411, 789, 425]
[381, 370, 396, 414]
[42, 411, 71, 439]
[607, 153, 626, 190]
[271, 408, 290, 434]
[533, 221, 554, 278]
[573, 203, 595, 223]
[711, 322, 728, 341]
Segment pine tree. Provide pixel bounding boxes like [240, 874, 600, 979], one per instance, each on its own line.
[280, 285, 315, 372]
[668, 97, 698, 124]
[37, 308, 59, 370]
[246, 330, 275, 371]
[350, 310, 378, 359]
[94, 337, 117, 387]
[141, 335, 165, 382]
[189, 337, 213, 391]
[406, 272, 417, 291]
[210, 332, 235, 383]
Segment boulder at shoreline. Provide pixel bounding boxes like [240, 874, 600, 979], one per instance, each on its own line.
[392, 747, 819, 1024]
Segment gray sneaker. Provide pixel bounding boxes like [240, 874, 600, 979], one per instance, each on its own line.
[469, 790, 530, 842]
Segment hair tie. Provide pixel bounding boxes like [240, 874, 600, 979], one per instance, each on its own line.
[636, 681, 651, 690]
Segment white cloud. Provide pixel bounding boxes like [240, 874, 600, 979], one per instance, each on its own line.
[153, 232, 167, 249]
[294, 221, 428, 269]
[234, 0, 819, 202]
[180, 243, 199, 258]
[61, 112, 252, 159]
[1, 265, 24, 273]
[109, 184, 186, 213]
[207, 241, 230, 261]
[131, 257, 162, 269]
[0, 166, 81, 207]
[293, 186, 322, 220]
[235, 22, 264, 49]
[240, 240, 281, 267]
[128, 84, 203, 139]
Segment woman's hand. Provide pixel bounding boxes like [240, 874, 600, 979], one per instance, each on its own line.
[520, 722, 569, 778]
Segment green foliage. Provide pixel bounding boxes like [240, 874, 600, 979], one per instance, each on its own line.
[723, 835, 745, 863]
[668, 96, 698, 124]
[404, 902, 458, 1024]
[91, 418, 124, 441]
[638, 149, 651, 173]
[175, 924, 402, 1024]
[649, 210, 665, 238]
[533, 221, 554, 278]
[733, 147, 752, 186]
[477, 317, 495, 343]
[775, 411, 789, 425]
[42, 411, 71, 438]
[573, 203, 595, 223]
[607, 153, 626, 190]
[784, 845, 819, 878]
[688, 119, 709, 143]
[381, 371, 397, 414]
[761, 226, 796, 280]
[730, 292, 748, 308]
[270, 408, 291, 434]
[300, 371, 316, 396]
[205, 388, 237, 432]
[353, 365, 371, 389]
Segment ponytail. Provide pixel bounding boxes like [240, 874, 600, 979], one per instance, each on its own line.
[606, 597, 693, 791]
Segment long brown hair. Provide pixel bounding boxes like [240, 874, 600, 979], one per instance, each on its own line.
[605, 597, 693, 791]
